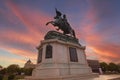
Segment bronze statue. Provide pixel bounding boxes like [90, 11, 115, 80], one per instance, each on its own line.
[46, 9, 76, 38]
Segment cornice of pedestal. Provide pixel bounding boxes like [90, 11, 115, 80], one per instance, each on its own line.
[37, 39, 86, 50]
[44, 31, 79, 44]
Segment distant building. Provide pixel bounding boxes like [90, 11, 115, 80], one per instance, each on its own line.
[87, 59, 101, 73]
[24, 59, 35, 69]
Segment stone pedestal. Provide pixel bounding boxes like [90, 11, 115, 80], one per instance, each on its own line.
[25, 31, 98, 80]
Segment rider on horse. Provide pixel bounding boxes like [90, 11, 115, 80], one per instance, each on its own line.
[46, 9, 76, 38]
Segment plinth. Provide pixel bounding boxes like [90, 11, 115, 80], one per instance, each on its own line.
[25, 31, 98, 80]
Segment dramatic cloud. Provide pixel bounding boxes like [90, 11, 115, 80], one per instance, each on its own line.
[0, 0, 120, 67]
[78, 0, 120, 63]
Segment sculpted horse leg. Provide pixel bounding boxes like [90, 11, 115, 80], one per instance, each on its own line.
[72, 29, 76, 38]
[46, 21, 54, 25]
[69, 29, 76, 38]
[46, 21, 60, 31]
[63, 31, 66, 35]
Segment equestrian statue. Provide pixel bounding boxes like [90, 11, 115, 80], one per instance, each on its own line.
[46, 9, 76, 38]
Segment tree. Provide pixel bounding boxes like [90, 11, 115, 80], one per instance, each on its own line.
[7, 64, 20, 74]
[17, 68, 25, 75]
[0, 68, 7, 75]
[108, 63, 118, 72]
[100, 62, 108, 73]
[117, 63, 120, 73]
[8, 74, 15, 80]
[24, 68, 34, 76]
[0, 74, 4, 80]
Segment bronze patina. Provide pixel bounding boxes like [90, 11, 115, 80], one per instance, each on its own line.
[46, 9, 76, 38]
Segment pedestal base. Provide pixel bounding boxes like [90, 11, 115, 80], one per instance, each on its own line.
[25, 62, 99, 80]
[26, 31, 99, 80]
[25, 73, 98, 80]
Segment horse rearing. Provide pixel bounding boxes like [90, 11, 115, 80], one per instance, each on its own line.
[46, 9, 76, 38]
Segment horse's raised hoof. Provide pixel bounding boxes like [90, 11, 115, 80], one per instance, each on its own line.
[46, 23, 48, 25]
[56, 28, 59, 31]
[46, 22, 49, 25]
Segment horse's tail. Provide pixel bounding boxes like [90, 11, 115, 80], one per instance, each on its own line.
[72, 29, 76, 38]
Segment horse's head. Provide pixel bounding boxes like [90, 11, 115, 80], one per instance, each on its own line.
[54, 16, 58, 19]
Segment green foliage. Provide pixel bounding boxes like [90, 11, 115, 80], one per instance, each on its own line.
[117, 64, 120, 72]
[2, 75, 24, 80]
[8, 74, 15, 80]
[0, 68, 7, 75]
[100, 62, 120, 74]
[3, 75, 8, 80]
[7, 64, 20, 74]
[100, 62, 108, 72]
[19, 68, 25, 74]
[0, 65, 33, 77]
[108, 63, 118, 72]
[0, 74, 4, 80]
[0, 64, 34, 80]
[24, 68, 34, 76]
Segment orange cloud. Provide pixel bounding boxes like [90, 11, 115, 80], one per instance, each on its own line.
[91, 47, 119, 58]
[0, 1, 55, 67]
[0, 0, 119, 67]
[6, 1, 54, 39]
[0, 30, 40, 46]
[0, 46, 37, 60]
[76, 6, 120, 63]
[0, 55, 28, 67]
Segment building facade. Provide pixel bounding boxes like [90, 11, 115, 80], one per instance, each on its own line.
[24, 59, 35, 69]
[87, 59, 101, 73]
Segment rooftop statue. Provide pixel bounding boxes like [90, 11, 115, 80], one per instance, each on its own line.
[46, 9, 76, 38]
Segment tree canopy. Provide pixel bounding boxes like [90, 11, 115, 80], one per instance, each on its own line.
[7, 64, 20, 74]
[100, 62, 120, 73]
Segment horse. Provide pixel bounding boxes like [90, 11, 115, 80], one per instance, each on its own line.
[46, 16, 76, 38]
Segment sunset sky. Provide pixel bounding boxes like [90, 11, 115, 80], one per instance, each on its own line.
[0, 0, 120, 67]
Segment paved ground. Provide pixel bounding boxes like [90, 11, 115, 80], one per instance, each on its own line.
[109, 78, 120, 80]
[19, 74, 120, 80]
[92, 74, 120, 80]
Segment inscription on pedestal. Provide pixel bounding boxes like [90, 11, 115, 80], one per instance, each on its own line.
[37, 48, 43, 63]
[45, 44, 52, 58]
[69, 47, 78, 62]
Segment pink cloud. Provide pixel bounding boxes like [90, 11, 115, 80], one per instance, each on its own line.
[0, 1, 56, 67]
[0, 45, 37, 60]
[6, 1, 54, 39]
[76, 6, 120, 63]
[0, 30, 40, 47]
[0, 0, 119, 67]
[0, 54, 36, 67]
